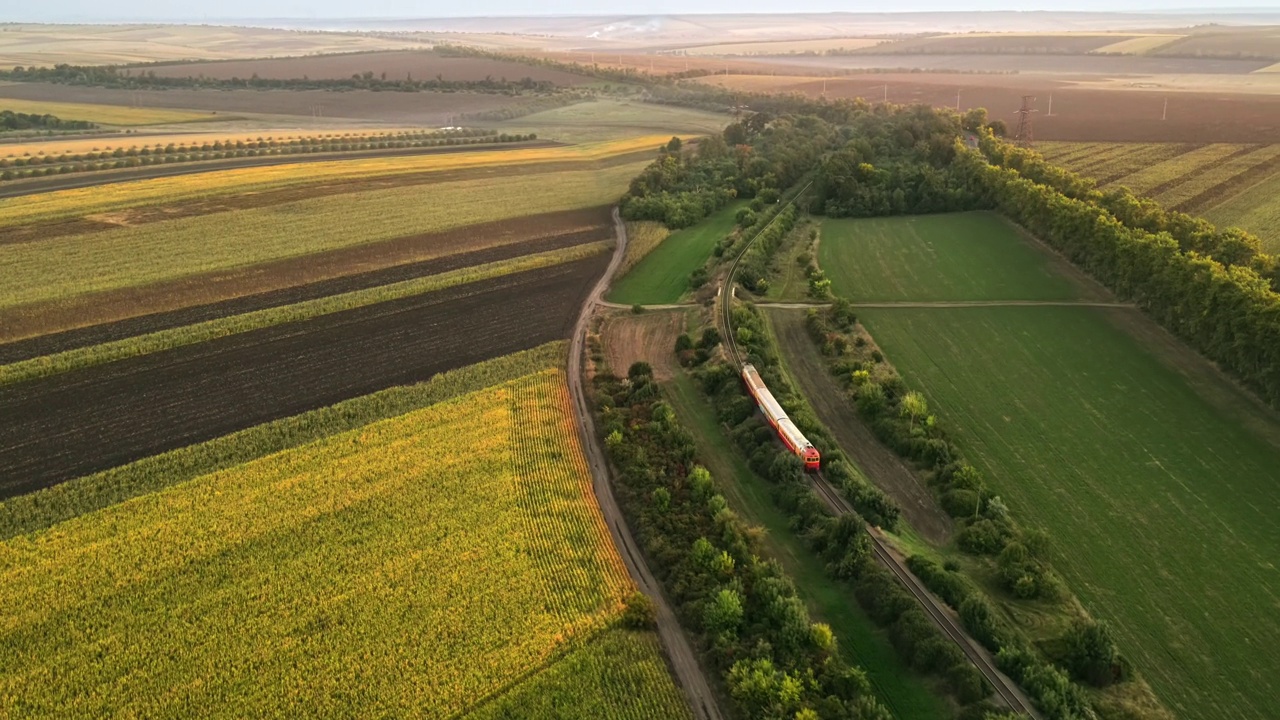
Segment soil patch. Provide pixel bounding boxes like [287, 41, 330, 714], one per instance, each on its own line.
[599, 309, 687, 381]
[0, 254, 607, 499]
[0, 206, 613, 343]
[0, 225, 607, 362]
[764, 306, 954, 544]
[700, 73, 1280, 143]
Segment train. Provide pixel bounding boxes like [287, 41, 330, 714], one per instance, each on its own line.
[741, 363, 821, 472]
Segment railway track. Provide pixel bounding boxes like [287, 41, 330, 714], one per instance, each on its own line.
[716, 183, 1040, 719]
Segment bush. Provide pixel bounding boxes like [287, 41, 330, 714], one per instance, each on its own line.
[620, 591, 657, 630]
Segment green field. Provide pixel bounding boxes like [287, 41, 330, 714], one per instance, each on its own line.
[608, 201, 744, 305]
[858, 305, 1280, 720]
[499, 99, 728, 143]
[664, 374, 949, 720]
[818, 212, 1083, 302]
[0, 163, 641, 310]
[1039, 141, 1280, 252]
[0, 365, 689, 718]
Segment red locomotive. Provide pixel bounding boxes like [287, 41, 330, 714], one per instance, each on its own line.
[741, 363, 820, 471]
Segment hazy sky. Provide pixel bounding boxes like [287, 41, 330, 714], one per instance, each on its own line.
[9, 1, 1280, 22]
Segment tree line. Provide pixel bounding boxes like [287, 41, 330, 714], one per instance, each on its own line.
[678, 305, 1011, 716]
[0, 130, 534, 183]
[956, 136, 1280, 408]
[593, 360, 895, 719]
[800, 302, 1126, 719]
[0, 63, 563, 96]
[0, 110, 95, 132]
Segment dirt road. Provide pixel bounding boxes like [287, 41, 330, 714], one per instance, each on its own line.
[566, 208, 725, 720]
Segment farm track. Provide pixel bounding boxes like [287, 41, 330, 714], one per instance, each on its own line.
[0, 206, 615, 343]
[0, 140, 562, 201]
[0, 226, 609, 363]
[715, 187, 1040, 718]
[0, 256, 607, 499]
[567, 209, 725, 720]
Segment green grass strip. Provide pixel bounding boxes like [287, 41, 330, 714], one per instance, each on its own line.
[1, 243, 604, 386]
[0, 341, 566, 539]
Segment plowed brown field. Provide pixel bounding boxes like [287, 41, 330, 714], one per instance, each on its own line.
[0, 254, 608, 498]
[0, 206, 613, 343]
[702, 73, 1280, 142]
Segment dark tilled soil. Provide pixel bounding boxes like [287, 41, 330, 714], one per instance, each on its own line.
[0, 254, 608, 499]
[0, 227, 608, 363]
[0, 206, 614, 342]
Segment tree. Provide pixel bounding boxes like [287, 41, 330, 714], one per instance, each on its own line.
[900, 391, 929, 431]
[620, 591, 656, 629]
[1063, 619, 1123, 687]
[666, 135, 683, 153]
[704, 587, 745, 640]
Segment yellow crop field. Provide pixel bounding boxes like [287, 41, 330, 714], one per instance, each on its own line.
[620, 220, 671, 274]
[0, 369, 644, 718]
[0, 97, 214, 126]
[0, 162, 640, 309]
[1091, 35, 1184, 55]
[0, 134, 669, 228]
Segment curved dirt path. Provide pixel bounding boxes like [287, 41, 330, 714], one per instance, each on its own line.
[567, 208, 724, 720]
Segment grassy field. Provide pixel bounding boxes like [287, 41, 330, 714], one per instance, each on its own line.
[0, 97, 216, 126]
[618, 220, 671, 275]
[664, 374, 949, 720]
[499, 99, 727, 143]
[0, 135, 666, 228]
[857, 306, 1280, 720]
[0, 368, 683, 717]
[0, 164, 639, 309]
[608, 202, 744, 305]
[1039, 141, 1280, 251]
[818, 212, 1084, 302]
[0, 243, 605, 384]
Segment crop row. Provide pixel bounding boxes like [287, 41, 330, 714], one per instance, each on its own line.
[0, 369, 633, 717]
[1105, 143, 1244, 195]
[0, 131, 537, 182]
[1155, 144, 1280, 210]
[0, 133, 672, 227]
[0, 242, 606, 383]
[0, 342, 566, 538]
[0, 161, 644, 309]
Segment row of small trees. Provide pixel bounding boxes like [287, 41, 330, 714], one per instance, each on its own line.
[594, 361, 894, 720]
[955, 140, 1280, 408]
[0, 110, 94, 131]
[801, 302, 1126, 718]
[0, 132, 535, 183]
[1, 63, 562, 95]
[689, 306, 1007, 714]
